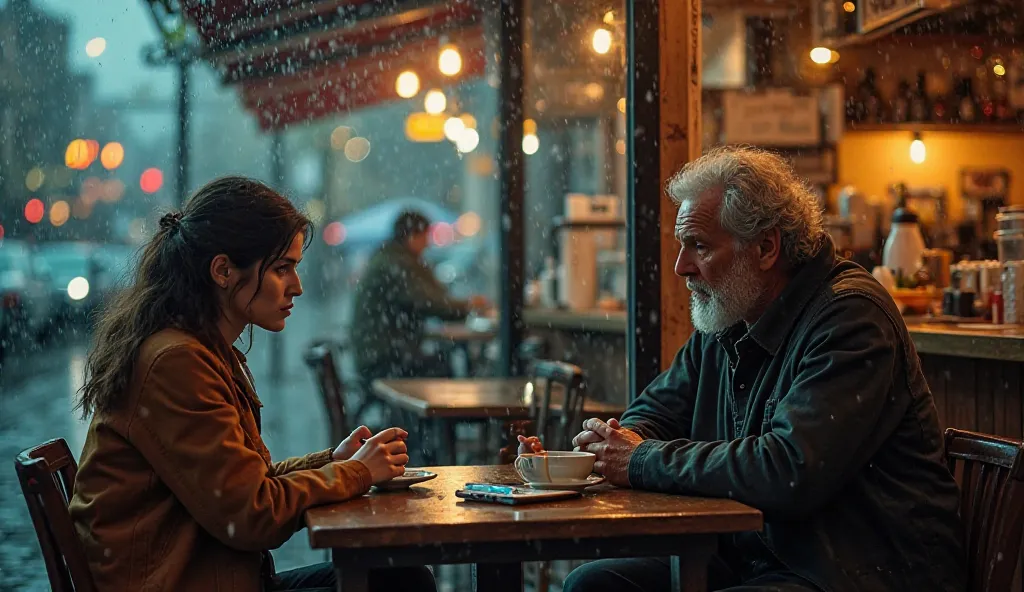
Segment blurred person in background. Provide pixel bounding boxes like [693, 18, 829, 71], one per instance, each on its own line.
[350, 209, 488, 380]
[70, 177, 435, 592]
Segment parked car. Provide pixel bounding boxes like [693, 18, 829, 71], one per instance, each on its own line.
[35, 242, 106, 324]
[0, 240, 54, 359]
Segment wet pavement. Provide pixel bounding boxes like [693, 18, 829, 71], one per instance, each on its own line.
[0, 298, 348, 590]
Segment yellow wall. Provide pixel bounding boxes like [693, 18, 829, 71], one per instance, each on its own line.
[835, 131, 1024, 220]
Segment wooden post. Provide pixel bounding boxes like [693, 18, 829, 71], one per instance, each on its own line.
[658, 0, 702, 367]
[628, 0, 702, 389]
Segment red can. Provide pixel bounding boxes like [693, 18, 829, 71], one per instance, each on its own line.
[992, 291, 1004, 325]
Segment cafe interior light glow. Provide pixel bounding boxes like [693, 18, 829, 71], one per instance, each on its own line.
[910, 133, 926, 164]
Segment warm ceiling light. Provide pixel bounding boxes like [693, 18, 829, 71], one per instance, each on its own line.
[438, 47, 462, 76]
[522, 133, 539, 155]
[443, 117, 465, 142]
[395, 71, 420, 98]
[843, 1, 855, 12]
[810, 47, 833, 65]
[424, 90, 447, 115]
[617, 97, 626, 113]
[592, 28, 613, 54]
[910, 134, 926, 164]
[456, 128, 480, 154]
[603, 11, 615, 24]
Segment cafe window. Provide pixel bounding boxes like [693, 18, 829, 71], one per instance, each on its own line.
[522, 0, 630, 408]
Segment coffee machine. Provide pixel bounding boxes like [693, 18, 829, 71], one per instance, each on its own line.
[554, 194, 624, 310]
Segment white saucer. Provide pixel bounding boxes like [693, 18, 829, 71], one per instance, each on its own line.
[524, 475, 606, 492]
[372, 469, 438, 491]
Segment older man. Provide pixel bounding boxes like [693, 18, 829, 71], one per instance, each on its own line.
[521, 147, 965, 591]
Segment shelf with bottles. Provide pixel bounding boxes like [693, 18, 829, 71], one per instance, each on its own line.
[845, 64, 1024, 134]
[846, 122, 1024, 134]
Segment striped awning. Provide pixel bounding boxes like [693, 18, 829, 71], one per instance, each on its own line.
[181, 0, 487, 130]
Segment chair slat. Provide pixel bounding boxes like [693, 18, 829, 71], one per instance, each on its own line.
[528, 360, 587, 451]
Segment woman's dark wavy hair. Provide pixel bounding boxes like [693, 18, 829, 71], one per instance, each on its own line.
[76, 176, 312, 418]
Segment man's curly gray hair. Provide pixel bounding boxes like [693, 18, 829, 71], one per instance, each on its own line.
[666, 145, 825, 265]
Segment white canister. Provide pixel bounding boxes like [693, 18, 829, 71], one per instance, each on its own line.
[882, 208, 926, 285]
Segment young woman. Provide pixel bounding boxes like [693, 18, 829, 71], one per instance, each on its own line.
[70, 177, 435, 591]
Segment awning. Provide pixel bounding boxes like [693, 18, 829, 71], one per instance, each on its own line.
[181, 0, 487, 130]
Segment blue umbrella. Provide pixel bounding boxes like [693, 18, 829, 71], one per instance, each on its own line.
[335, 198, 459, 251]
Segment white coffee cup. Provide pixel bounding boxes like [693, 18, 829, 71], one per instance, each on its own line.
[514, 451, 595, 484]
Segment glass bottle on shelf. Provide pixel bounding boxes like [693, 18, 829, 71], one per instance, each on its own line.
[892, 79, 911, 123]
[850, 68, 884, 124]
[955, 77, 980, 123]
[909, 71, 931, 122]
[992, 76, 1012, 122]
[976, 64, 994, 121]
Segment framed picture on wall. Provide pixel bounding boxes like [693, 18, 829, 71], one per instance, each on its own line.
[960, 168, 1011, 202]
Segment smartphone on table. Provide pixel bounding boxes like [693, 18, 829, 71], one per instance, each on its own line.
[455, 483, 581, 505]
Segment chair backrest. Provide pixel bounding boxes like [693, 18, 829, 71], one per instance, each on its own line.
[14, 438, 95, 592]
[945, 428, 1024, 592]
[303, 340, 350, 445]
[528, 360, 586, 451]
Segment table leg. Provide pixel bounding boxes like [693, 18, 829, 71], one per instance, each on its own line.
[334, 562, 370, 592]
[444, 420, 457, 465]
[421, 417, 438, 466]
[671, 536, 717, 592]
[473, 562, 523, 592]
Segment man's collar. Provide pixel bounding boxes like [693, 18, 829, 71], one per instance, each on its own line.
[744, 236, 837, 356]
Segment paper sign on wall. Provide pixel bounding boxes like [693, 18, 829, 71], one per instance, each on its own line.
[722, 90, 821, 147]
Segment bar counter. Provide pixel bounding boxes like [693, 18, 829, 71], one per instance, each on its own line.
[523, 308, 1024, 361]
[904, 320, 1024, 362]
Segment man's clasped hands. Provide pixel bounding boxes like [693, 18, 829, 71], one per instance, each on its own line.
[516, 418, 646, 487]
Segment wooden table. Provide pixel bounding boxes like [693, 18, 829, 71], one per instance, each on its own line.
[372, 377, 624, 419]
[424, 323, 497, 376]
[373, 378, 626, 465]
[306, 465, 762, 592]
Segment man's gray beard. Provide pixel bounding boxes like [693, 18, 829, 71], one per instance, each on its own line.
[687, 254, 763, 335]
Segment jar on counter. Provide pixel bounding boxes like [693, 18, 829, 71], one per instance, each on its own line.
[1002, 261, 1024, 325]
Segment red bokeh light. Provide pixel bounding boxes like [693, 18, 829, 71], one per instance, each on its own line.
[24, 199, 45, 224]
[0, 224, 5, 241]
[430, 222, 454, 247]
[140, 168, 164, 194]
[323, 221, 346, 246]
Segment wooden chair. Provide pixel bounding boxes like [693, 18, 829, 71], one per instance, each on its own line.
[499, 359, 588, 464]
[945, 428, 1024, 592]
[303, 340, 354, 445]
[14, 438, 96, 592]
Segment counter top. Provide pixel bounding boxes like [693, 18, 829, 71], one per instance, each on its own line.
[905, 320, 1024, 362]
[522, 308, 1024, 362]
[522, 307, 627, 333]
